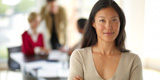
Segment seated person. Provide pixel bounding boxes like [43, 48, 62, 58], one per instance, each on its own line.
[22, 12, 49, 56]
[68, 18, 87, 55]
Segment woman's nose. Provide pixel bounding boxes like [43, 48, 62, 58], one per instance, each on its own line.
[105, 21, 112, 30]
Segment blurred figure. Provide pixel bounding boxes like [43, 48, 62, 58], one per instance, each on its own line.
[22, 12, 48, 56]
[68, 18, 87, 55]
[39, 0, 67, 51]
[77, 18, 87, 34]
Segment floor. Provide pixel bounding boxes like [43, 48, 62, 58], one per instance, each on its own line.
[0, 69, 160, 80]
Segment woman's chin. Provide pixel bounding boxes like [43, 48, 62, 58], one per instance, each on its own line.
[101, 37, 116, 42]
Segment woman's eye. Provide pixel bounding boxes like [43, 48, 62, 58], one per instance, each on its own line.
[99, 20, 105, 22]
[112, 19, 118, 22]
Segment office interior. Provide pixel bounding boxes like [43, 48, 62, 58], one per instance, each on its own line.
[0, 0, 160, 80]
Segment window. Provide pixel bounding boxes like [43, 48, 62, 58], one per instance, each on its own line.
[0, 0, 36, 59]
[143, 0, 160, 70]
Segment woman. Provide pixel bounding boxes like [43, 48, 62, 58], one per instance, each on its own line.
[68, 0, 143, 80]
[22, 12, 48, 56]
[39, 0, 67, 50]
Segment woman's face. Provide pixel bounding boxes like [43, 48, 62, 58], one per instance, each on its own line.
[92, 7, 120, 42]
[47, 1, 59, 14]
[30, 16, 41, 30]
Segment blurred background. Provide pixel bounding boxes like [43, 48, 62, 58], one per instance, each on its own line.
[0, 0, 160, 80]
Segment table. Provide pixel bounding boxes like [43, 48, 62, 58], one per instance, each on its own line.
[10, 50, 69, 80]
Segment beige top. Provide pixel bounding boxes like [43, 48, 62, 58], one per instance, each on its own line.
[68, 47, 143, 80]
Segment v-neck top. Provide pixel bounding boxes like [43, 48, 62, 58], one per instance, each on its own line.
[90, 47, 123, 80]
[68, 47, 143, 80]
[22, 31, 44, 56]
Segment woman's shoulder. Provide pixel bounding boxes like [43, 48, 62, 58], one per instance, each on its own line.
[123, 52, 139, 57]
[22, 31, 29, 37]
[122, 52, 141, 63]
[73, 47, 91, 54]
[71, 47, 91, 59]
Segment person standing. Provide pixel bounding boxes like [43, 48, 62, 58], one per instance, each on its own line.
[39, 0, 67, 50]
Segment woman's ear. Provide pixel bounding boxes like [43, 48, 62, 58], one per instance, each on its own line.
[92, 22, 96, 28]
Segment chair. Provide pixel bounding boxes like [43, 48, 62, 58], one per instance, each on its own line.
[8, 46, 21, 71]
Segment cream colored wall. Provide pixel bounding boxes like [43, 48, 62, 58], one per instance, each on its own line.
[35, 0, 46, 12]
[118, 0, 145, 65]
[119, 0, 160, 71]
[122, 0, 145, 55]
[143, 0, 160, 71]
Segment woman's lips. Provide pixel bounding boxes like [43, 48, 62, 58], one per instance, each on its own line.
[103, 32, 114, 35]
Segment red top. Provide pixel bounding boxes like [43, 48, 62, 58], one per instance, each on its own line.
[22, 31, 44, 56]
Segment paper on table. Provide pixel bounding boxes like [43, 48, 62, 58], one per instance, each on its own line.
[48, 50, 67, 61]
[38, 68, 69, 78]
[38, 68, 58, 78]
[25, 60, 46, 72]
[24, 50, 69, 78]
[25, 60, 69, 78]
[37, 62, 67, 78]
[57, 68, 69, 77]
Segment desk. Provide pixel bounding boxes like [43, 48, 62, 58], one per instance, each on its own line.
[11, 51, 69, 80]
[10, 52, 48, 64]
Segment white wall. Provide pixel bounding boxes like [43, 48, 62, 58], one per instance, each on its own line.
[143, 0, 160, 70]
[119, 0, 145, 55]
[118, 0, 145, 66]
[35, 0, 46, 13]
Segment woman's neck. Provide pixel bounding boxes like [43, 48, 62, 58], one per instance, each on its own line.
[93, 39, 119, 56]
[31, 27, 37, 35]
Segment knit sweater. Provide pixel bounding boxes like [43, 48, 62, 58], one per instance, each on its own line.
[68, 47, 143, 80]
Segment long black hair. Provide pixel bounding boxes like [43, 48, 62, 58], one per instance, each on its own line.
[81, 0, 129, 52]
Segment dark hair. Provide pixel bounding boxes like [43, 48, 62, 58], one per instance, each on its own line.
[77, 18, 87, 29]
[81, 0, 129, 52]
[47, 0, 56, 3]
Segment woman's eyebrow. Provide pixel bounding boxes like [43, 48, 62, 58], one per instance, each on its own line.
[98, 16, 118, 18]
[111, 16, 118, 18]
